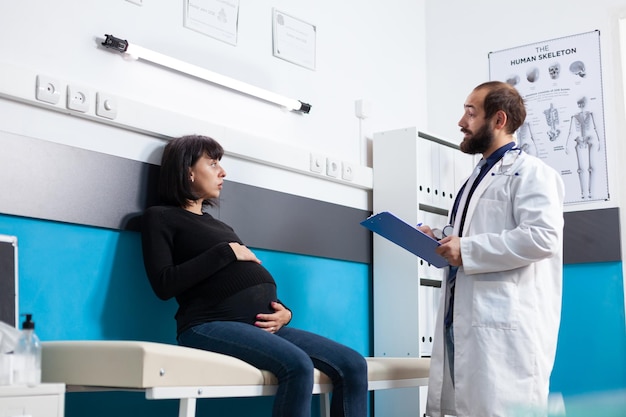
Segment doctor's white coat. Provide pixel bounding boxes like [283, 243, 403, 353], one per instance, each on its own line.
[426, 150, 565, 417]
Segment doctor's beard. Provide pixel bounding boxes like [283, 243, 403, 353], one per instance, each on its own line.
[460, 122, 494, 155]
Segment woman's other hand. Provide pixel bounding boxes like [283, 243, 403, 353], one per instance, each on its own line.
[255, 301, 292, 333]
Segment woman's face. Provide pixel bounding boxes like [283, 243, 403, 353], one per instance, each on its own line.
[188, 154, 226, 200]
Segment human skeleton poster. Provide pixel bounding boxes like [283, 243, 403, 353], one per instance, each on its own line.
[489, 30, 609, 205]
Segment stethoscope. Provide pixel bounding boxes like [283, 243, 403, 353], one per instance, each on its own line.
[432, 147, 523, 241]
[432, 224, 454, 241]
[490, 147, 522, 177]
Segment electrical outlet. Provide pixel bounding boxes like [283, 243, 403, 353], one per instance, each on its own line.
[309, 153, 325, 173]
[96, 92, 117, 119]
[35, 75, 62, 105]
[326, 158, 340, 178]
[67, 85, 90, 112]
[342, 161, 354, 181]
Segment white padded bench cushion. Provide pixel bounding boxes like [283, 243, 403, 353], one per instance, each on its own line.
[41, 341, 429, 390]
[42, 341, 277, 388]
[365, 357, 429, 382]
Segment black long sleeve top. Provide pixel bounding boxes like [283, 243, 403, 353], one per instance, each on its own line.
[141, 205, 277, 335]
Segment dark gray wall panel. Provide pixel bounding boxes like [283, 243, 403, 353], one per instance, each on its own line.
[0, 131, 160, 231]
[0, 131, 372, 263]
[210, 182, 372, 263]
[563, 207, 621, 264]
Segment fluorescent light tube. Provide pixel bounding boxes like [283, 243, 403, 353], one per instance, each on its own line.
[101, 34, 311, 113]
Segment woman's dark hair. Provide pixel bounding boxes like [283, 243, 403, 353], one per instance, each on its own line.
[158, 135, 224, 207]
[475, 81, 526, 134]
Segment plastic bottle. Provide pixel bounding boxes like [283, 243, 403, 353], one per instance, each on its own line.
[12, 313, 42, 386]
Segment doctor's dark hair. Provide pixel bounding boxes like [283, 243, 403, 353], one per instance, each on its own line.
[158, 135, 224, 207]
[475, 81, 526, 134]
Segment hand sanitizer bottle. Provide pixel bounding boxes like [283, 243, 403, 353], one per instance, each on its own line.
[13, 314, 42, 386]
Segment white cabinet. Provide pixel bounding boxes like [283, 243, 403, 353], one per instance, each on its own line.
[371, 127, 473, 417]
[0, 384, 65, 417]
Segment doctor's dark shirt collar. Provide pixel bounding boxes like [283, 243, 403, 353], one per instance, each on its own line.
[479, 141, 517, 176]
[450, 140, 517, 223]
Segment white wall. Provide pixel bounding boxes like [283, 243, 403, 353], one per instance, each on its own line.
[424, 0, 626, 213]
[0, 0, 428, 211]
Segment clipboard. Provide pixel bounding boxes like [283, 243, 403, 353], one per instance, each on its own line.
[360, 211, 449, 268]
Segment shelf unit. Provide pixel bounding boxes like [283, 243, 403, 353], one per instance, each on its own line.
[371, 127, 474, 416]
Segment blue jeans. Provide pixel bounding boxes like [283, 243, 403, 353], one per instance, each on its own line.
[178, 321, 368, 417]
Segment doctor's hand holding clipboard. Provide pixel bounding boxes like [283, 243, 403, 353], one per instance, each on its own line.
[416, 224, 462, 267]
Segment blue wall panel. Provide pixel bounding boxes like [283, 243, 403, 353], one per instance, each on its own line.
[0, 214, 177, 343]
[551, 262, 626, 398]
[258, 249, 371, 355]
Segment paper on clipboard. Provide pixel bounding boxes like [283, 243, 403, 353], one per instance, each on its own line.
[360, 211, 449, 268]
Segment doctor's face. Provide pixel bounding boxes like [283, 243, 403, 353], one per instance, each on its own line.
[458, 89, 495, 155]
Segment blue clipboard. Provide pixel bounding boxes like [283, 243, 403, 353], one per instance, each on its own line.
[360, 211, 449, 268]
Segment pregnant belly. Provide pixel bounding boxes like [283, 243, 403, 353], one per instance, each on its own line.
[210, 283, 278, 324]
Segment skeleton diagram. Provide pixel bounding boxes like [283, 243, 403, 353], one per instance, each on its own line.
[565, 97, 600, 199]
[569, 61, 586, 78]
[506, 74, 520, 86]
[543, 103, 561, 141]
[548, 62, 560, 80]
[516, 122, 538, 156]
[526, 67, 540, 83]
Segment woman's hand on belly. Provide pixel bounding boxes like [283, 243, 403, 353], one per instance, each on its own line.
[229, 242, 262, 264]
[255, 301, 292, 333]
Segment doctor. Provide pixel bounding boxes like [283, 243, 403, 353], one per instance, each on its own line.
[421, 81, 564, 417]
